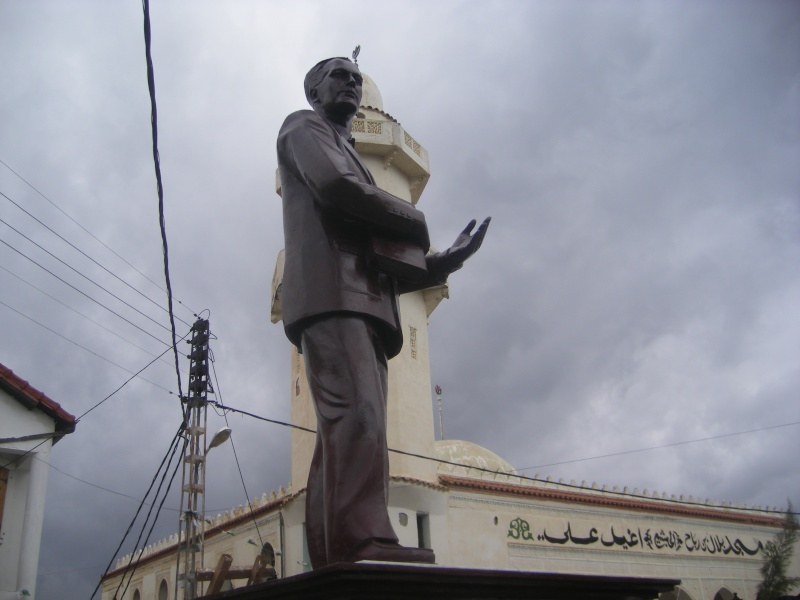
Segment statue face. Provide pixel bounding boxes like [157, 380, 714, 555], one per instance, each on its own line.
[311, 58, 363, 119]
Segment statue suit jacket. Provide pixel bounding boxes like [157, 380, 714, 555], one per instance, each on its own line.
[277, 109, 430, 359]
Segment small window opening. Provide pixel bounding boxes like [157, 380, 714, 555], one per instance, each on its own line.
[416, 512, 431, 549]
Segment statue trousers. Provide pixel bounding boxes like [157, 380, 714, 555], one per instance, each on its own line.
[300, 315, 399, 569]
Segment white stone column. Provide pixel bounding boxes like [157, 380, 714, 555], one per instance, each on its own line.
[16, 446, 50, 597]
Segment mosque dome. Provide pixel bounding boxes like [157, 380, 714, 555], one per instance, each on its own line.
[434, 439, 517, 480]
[359, 72, 384, 112]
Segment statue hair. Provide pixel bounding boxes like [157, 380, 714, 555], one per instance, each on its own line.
[304, 57, 353, 106]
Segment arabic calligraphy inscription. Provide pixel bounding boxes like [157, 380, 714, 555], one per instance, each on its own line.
[507, 518, 763, 557]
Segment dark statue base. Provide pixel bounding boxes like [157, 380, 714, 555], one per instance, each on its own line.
[203, 562, 679, 600]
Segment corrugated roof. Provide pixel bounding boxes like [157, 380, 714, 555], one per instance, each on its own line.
[0, 361, 77, 440]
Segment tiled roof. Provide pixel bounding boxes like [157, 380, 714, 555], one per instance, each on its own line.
[391, 475, 447, 491]
[359, 104, 399, 123]
[0, 362, 77, 440]
[439, 474, 784, 527]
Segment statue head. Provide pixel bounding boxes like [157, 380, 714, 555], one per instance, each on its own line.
[304, 57, 363, 125]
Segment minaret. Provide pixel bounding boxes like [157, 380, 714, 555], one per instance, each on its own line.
[271, 73, 448, 489]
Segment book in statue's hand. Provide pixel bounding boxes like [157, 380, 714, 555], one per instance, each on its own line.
[368, 234, 427, 282]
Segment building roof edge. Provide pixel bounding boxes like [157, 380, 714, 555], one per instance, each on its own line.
[0, 362, 77, 440]
[439, 474, 785, 527]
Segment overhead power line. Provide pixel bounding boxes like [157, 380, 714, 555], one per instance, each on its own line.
[0, 156, 196, 318]
[37, 455, 229, 513]
[61, 408, 722, 535]
[1, 333, 188, 472]
[91, 422, 186, 600]
[1, 213, 172, 335]
[1, 263, 182, 369]
[515, 421, 800, 472]
[209, 350, 264, 546]
[1, 189, 192, 329]
[141, 0, 184, 413]
[78, 331, 190, 421]
[0, 299, 174, 394]
[35, 455, 181, 511]
[0, 435, 56, 470]
[115, 435, 185, 600]
[0, 235, 169, 347]
[210, 399, 798, 515]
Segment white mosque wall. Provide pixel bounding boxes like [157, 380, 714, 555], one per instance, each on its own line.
[101, 473, 796, 600]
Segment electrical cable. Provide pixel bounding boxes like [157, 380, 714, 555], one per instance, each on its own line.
[0, 435, 55, 471]
[34, 455, 180, 511]
[209, 400, 798, 514]
[0, 299, 174, 394]
[514, 421, 800, 473]
[36, 455, 229, 513]
[0, 189, 192, 328]
[0, 319, 190, 472]
[90, 423, 185, 600]
[115, 431, 186, 600]
[78, 331, 190, 421]
[0, 335, 187, 471]
[1, 263, 179, 366]
[0, 237, 171, 346]
[0, 156, 197, 318]
[209, 350, 264, 546]
[81, 400, 797, 586]
[1, 214, 173, 335]
[119, 451, 185, 600]
[141, 0, 184, 410]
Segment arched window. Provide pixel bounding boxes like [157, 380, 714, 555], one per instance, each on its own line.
[158, 579, 169, 600]
[660, 587, 695, 600]
[713, 588, 740, 600]
[132, 591, 140, 600]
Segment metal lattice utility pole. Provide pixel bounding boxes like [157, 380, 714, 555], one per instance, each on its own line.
[176, 318, 211, 599]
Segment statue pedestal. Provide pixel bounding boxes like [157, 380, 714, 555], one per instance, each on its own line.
[204, 562, 679, 599]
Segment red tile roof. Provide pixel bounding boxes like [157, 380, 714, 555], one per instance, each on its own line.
[439, 474, 784, 527]
[0, 362, 77, 441]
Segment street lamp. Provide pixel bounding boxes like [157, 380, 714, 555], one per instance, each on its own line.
[207, 427, 232, 452]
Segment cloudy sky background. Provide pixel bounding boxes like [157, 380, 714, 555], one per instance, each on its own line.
[1, 1, 798, 598]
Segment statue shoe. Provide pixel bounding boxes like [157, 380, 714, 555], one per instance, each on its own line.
[344, 539, 436, 564]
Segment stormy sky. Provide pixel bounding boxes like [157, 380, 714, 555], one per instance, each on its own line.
[1, 1, 798, 598]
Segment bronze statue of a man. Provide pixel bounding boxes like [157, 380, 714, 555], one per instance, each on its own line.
[277, 56, 489, 569]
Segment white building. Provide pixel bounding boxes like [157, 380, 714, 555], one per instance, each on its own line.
[0, 362, 76, 599]
[100, 74, 798, 600]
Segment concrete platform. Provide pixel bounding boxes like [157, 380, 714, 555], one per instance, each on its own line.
[203, 562, 679, 599]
